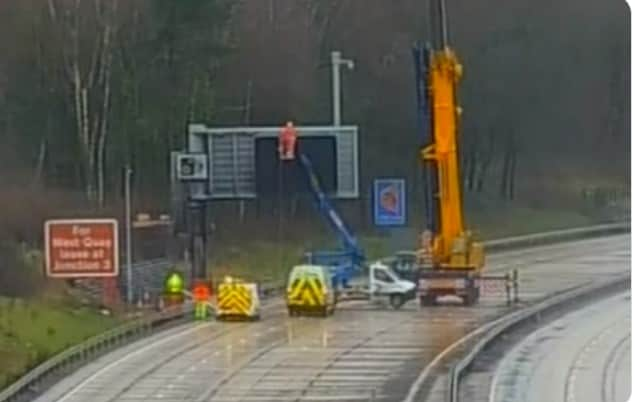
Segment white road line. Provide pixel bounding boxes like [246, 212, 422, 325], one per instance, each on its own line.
[40, 237, 627, 402]
[54, 323, 212, 402]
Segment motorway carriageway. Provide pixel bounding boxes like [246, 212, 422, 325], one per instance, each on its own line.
[35, 235, 629, 402]
[489, 291, 630, 402]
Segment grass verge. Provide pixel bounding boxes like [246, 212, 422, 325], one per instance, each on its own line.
[0, 293, 118, 389]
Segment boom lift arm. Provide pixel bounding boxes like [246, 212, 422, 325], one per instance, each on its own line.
[297, 153, 365, 287]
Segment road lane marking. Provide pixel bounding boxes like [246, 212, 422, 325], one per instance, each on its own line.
[43, 237, 628, 402]
[54, 323, 213, 402]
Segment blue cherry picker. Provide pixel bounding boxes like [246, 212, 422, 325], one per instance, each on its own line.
[281, 124, 416, 315]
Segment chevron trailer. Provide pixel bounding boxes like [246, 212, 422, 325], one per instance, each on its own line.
[215, 276, 261, 321]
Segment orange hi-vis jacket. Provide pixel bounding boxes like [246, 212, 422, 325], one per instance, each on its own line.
[279, 125, 298, 160]
[193, 283, 210, 302]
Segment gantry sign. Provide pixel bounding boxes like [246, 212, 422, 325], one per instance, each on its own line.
[173, 124, 359, 280]
[179, 124, 360, 200]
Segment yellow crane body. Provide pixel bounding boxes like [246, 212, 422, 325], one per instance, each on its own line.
[413, 36, 485, 306]
[422, 48, 484, 272]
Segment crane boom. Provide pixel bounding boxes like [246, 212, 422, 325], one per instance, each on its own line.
[423, 46, 468, 266]
[412, 0, 484, 306]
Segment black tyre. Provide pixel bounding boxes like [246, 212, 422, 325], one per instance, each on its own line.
[462, 288, 479, 306]
[389, 294, 405, 309]
[420, 295, 436, 306]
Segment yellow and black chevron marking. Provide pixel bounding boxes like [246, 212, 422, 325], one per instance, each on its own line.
[287, 277, 325, 307]
[217, 284, 253, 316]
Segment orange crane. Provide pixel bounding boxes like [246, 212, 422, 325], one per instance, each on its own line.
[413, 0, 484, 306]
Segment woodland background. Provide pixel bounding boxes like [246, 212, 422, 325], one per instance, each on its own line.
[0, 0, 629, 294]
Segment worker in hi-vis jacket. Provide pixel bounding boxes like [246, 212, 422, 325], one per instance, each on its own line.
[279, 121, 298, 161]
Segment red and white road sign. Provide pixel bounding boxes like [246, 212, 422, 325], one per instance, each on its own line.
[44, 219, 119, 278]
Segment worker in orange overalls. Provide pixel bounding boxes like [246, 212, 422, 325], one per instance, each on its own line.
[193, 281, 211, 320]
[279, 121, 298, 161]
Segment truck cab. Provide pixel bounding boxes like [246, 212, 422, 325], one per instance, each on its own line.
[363, 262, 417, 309]
[377, 251, 419, 282]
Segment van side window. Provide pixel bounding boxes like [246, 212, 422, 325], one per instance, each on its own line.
[374, 269, 393, 283]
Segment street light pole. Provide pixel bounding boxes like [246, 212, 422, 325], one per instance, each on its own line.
[124, 166, 133, 304]
[330, 51, 354, 127]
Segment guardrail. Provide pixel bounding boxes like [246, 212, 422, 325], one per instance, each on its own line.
[0, 221, 629, 402]
[260, 222, 627, 297]
[483, 222, 628, 252]
[447, 272, 630, 402]
[0, 304, 192, 402]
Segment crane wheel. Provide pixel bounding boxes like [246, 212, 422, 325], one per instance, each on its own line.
[462, 287, 480, 306]
[420, 295, 436, 306]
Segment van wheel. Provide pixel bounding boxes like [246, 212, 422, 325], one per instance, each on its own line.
[288, 307, 296, 317]
[322, 307, 329, 317]
[390, 294, 405, 309]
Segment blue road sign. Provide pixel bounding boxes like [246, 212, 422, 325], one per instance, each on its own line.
[373, 179, 406, 226]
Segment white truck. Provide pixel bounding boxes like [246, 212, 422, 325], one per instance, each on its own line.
[339, 262, 417, 309]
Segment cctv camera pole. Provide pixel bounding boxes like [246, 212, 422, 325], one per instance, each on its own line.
[199, 202, 208, 280]
[179, 132, 211, 288]
[186, 200, 205, 284]
[331, 51, 342, 126]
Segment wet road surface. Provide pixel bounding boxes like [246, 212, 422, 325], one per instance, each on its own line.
[490, 291, 630, 402]
[34, 235, 629, 402]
